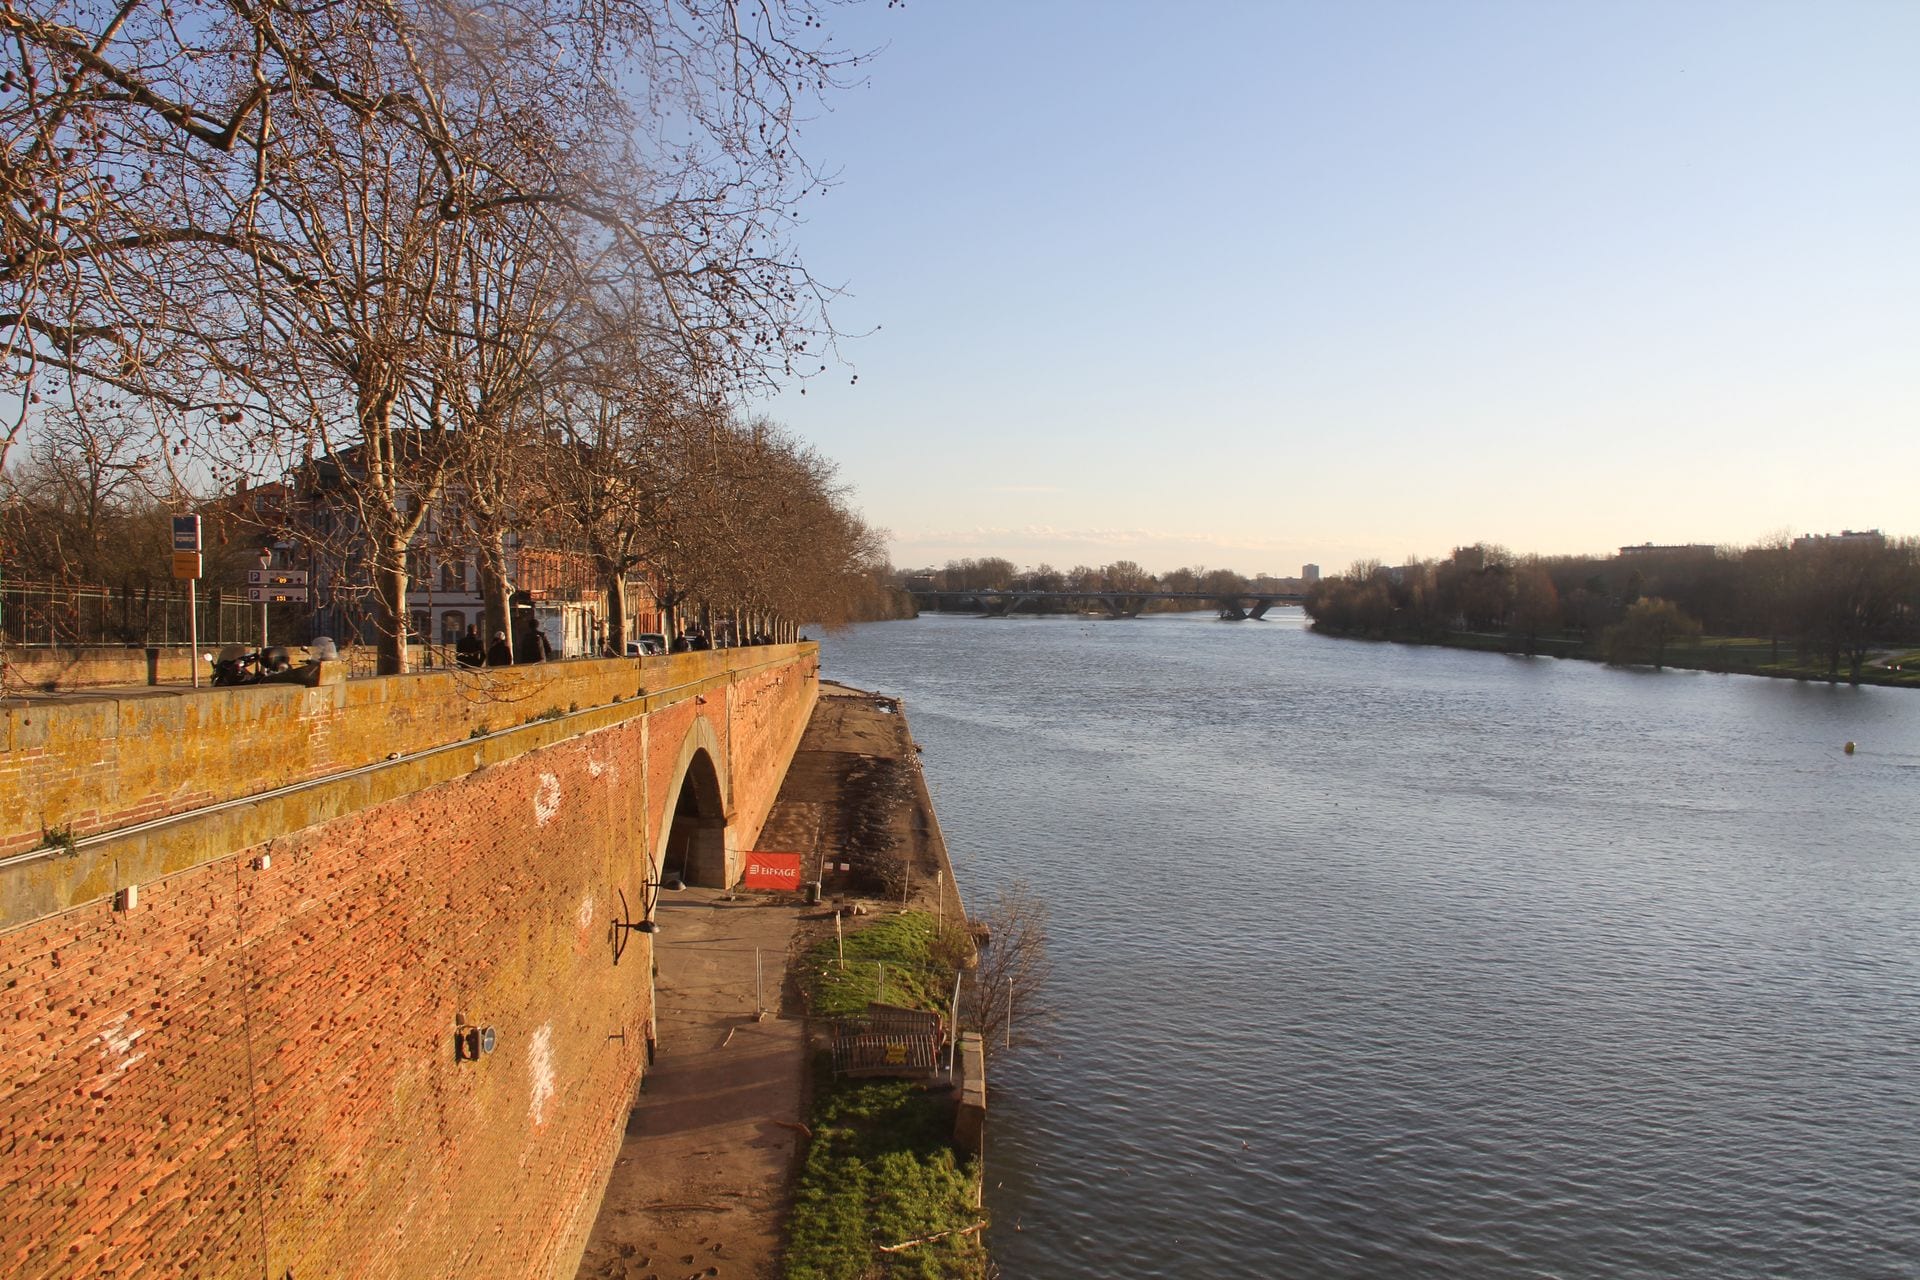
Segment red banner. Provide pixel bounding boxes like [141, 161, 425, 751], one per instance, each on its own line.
[741, 851, 804, 891]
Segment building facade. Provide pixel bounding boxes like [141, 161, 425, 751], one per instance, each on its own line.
[211, 455, 662, 659]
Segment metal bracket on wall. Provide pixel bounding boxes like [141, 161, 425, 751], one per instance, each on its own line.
[454, 1023, 497, 1062]
[611, 874, 680, 965]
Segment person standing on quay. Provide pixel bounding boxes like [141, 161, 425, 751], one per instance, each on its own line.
[456, 624, 484, 669]
[486, 630, 513, 666]
[519, 620, 551, 663]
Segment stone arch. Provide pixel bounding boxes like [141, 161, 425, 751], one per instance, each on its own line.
[656, 719, 735, 888]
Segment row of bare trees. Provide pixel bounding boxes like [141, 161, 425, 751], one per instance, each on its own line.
[1306, 536, 1920, 681]
[916, 557, 1168, 595]
[910, 558, 1304, 613]
[3, 0, 890, 669]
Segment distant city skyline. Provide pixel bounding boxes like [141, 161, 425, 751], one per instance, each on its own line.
[757, 2, 1919, 575]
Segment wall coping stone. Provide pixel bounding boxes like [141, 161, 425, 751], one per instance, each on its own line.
[0, 645, 819, 932]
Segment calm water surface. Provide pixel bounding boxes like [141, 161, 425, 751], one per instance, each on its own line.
[818, 612, 1920, 1279]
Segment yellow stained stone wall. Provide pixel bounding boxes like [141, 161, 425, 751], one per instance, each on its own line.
[1, 647, 806, 861]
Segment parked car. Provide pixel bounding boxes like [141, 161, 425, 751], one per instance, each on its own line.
[626, 633, 667, 657]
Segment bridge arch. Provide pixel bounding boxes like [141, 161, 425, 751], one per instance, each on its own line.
[656, 718, 735, 888]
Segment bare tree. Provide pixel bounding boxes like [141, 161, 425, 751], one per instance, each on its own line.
[428, 198, 600, 651]
[5, 0, 877, 669]
[0, 392, 169, 582]
[541, 368, 701, 652]
[1509, 562, 1561, 652]
[1797, 539, 1916, 683]
[963, 881, 1052, 1061]
[1100, 559, 1155, 593]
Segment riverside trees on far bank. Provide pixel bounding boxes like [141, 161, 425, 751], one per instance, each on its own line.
[908, 558, 1297, 611]
[1304, 536, 1920, 685]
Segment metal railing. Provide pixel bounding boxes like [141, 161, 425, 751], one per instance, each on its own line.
[0, 579, 269, 648]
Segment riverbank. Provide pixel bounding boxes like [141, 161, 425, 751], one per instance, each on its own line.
[574, 681, 982, 1280]
[1309, 623, 1920, 688]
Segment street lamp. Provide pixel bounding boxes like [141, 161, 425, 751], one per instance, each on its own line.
[257, 548, 272, 648]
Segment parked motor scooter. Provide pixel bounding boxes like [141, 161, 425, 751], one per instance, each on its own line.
[206, 644, 296, 686]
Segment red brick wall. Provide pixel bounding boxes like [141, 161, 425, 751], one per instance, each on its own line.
[727, 652, 822, 844]
[0, 652, 817, 1279]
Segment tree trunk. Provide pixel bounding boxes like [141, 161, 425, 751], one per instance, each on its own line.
[358, 377, 413, 676]
[604, 572, 628, 656]
[479, 530, 513, 649]
[374, 543, 410, 675]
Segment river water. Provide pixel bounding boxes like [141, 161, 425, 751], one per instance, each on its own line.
[816, 611, 1920, 1279]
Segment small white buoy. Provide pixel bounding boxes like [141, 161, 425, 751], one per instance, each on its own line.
[1844, 741, 1856, 755]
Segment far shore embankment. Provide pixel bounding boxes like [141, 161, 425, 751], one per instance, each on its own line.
[1308, 624, 1920, 690]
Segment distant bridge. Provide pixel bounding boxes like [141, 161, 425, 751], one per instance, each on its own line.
[906, 589, 1307, 620]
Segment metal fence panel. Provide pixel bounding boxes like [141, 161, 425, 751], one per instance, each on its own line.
[0, 581, 275, 648]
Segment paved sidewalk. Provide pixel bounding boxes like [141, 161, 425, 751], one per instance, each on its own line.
[575, 889, 807, 1280]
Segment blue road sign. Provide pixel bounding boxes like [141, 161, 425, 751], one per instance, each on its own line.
[172, 515, 202, 552]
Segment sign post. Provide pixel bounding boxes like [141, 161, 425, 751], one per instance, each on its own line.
[172, 516, 202, 687]
[255, 551, 270, 647]
[246, 565, 309, 644]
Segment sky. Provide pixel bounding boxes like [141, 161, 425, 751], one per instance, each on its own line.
[755, 1, 1920, 576]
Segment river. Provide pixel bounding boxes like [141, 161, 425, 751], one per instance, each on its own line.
[816, 610, 1920, 1279]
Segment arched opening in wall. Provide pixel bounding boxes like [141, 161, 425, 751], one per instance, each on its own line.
[662, 748, 728, 888]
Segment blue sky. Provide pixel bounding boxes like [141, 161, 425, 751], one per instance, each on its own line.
[757, 1, 1919, 575]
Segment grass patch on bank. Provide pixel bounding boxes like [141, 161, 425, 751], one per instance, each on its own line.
[803, 910, 963, 1017]
[784, 1061, 986, 1280]
[785, 910, 985, 1280]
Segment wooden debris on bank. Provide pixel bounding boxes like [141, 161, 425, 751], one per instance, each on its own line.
[876, 1220, 989, 1253]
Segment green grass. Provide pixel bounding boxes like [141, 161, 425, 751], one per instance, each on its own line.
[803, 910, 961, 1018]
[784, 911, 986, 1280]
[1654, 639, 1920, 687]
[784, 1060, 986, 1280]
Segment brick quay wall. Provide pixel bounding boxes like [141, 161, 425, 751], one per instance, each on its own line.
[0, 645, 819, 1279]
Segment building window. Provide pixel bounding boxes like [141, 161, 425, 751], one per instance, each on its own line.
[441, 611, 465, 644]
[442, 560, 466, 593]
[410, 611, 429, 643]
